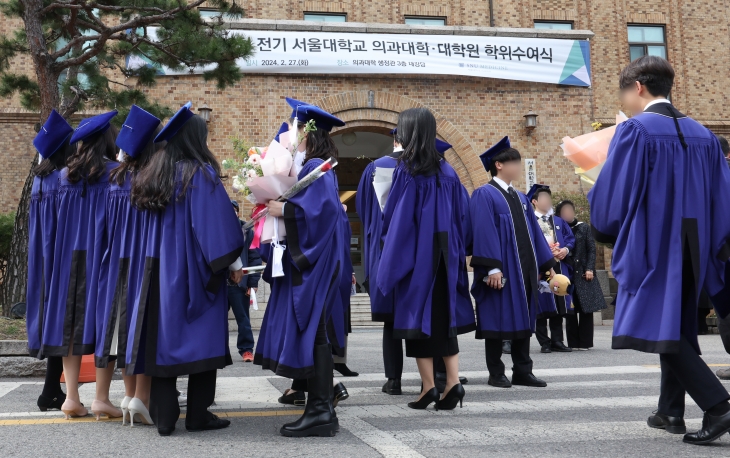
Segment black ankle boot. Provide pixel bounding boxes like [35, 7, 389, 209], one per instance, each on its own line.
[281, 344, 339, 437]
[37, 392, 66, 411]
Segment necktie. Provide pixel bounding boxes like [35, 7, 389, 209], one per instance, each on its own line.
[542, 216, 548, 222]
[508, 187, 518, 201]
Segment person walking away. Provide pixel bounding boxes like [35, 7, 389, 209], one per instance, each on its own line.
[228, 199, 262, 363]
[470, 136, 557, 389]
[588, 56, 730, 444]
[555, 200, 606, 350]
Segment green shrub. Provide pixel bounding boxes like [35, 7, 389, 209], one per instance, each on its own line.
[0, 212, 14, 266]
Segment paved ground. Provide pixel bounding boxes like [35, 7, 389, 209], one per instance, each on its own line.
[2, 326, 730, 457]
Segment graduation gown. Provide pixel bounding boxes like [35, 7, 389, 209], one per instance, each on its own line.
[254, 158, 345, 379]
[470, 182, 556, 340]
[94, 174, 149, 370]
[43, 161, 118, 356]
[26, 172, 60, 358]
[355, 154, 398, 322]
[588, 103, 730, 354]
[376, 161, 476, 339]
[125, 164, 243, 377]
[536, 214, 575, 318]
[328, 206, 353, 357]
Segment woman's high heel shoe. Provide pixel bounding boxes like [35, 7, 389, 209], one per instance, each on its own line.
[333, 382, 349, 407]
[120, 396, 132, 425]
[437, 384, 465, 410]
[128, 397, 154, 426]
[60, 398, 88, 419]
[90, 400, 123, 421]
[408, 387, 440, 410]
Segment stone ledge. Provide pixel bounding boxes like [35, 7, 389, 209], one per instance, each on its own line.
[0, 340, 29, 356]
[0, 357, 46, 377]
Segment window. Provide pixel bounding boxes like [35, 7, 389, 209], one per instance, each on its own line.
[199, 9, 237, 20]
[534, 21, 573, 30]
[303, 13, 347, 22]
[404, 16, 446, 26]
[628, 25, 666, 61]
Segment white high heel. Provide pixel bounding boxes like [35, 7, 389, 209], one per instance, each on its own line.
[121, 396, 132, 426]
[128, 397, 153, 426]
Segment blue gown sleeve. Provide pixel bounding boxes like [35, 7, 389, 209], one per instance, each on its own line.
[461, 185, 473, 256]
[376, 167, 417, 296]
[355, 162, 375, 280]
[468, 187, 500, 283]
[588, 122, 648, 245]
[561, 219, 575, 252]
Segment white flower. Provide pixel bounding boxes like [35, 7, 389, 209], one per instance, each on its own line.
[247, 154, 262, 166]
[246, 169, 258, 179]
[221, 159, 230, 168]
[232, 175, 244, 192]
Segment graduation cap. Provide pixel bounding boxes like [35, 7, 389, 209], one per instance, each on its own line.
[526, 184, 550, 202]
[273, 122, 289, 142]
[115, 105, 161, 158]
[154, 102, 194, 143]
[285, 97, 345, 132]
[33, 110, 74, 159]
[69, 110, 118, 144]
[391, 128, 452, 154]
[479, 136, 511, 172]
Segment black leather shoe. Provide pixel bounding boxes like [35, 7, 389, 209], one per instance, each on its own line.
[333, 382, 349, 407]
[37, 392, 66, 412]
[502, 341, 512, 354]
[435, 371, 469, 385]
[334, 363, 359, 377]
[158, 426, 175, 436]
[278, 389, 306, 406]
[488, 374, 512, 388]
[408, 387, 439, 410]
[186, 414, 231, 432]
[382, 379, 402, 395]
[540, 343, 552, 353]
[551, 342, 572, 352]
[512, 373, 547, 387]
[647, 412, 686, 434]
[683, 410, 730, 444]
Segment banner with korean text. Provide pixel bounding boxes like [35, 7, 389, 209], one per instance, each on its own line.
[135, 29, 592, 87]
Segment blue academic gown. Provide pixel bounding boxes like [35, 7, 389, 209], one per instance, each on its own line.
[125, 164, 243, 377]
[376, 161, 476, 339]
[588, 103, 730, 354]
[254, 158, 345, 379]
[469, 182, 556, 340]
[355, 154, 398, 322]
[536, 215, 576, 318]
[43, 161, 118, 357]
[26, 172, 60, 358]
[328, 206, 353, 357]
[94, 173, 149, 370]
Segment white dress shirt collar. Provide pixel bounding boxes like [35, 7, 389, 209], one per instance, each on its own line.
[644, 98, 671, 111]
[492, 176, 512, 192]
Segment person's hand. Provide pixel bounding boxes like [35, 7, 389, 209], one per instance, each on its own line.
[351, 273, 356, 285]
[556, 248, 568, 260]
[230, 269, 244, 284]
[550, 244, 561, 257]
[486, 272, 503, 290]
[342, 203, 348, 212]
[541, 268, 556, 280]
[266, 200, 284, 217]
[584, 270, 594, 281]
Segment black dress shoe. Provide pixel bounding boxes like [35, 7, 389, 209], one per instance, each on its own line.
[37, 392, 66, 412]
[502, 341, 512, 354]
[683, 410, 730, 444]
[158, 426, 175, 436]
[278, 389, 306, 406]
[647, 412, 686, 434]
[333, 382, 349, 407]
[551, 342, 572, 352]
[512, 373, 547, 387]
[382, 379, 402, 395]
[540, 343, 552, 353]
[186, 414, 231, 432]
[408, 387, 439, 410]
[435, 371, 469, 386]
[488, 374, 512, 388]
[334, 363, 359, 377]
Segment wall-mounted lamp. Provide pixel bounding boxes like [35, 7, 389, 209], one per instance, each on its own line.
[342, 131, 357, 146]
[198, 103, 213, 123]
[523, 109, 538, 131]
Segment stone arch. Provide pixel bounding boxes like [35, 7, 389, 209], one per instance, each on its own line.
[302, 90, 486, 192]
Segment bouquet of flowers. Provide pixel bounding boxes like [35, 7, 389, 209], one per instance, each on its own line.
[222, 138, 265, 198]
[560, 112, 628, 185]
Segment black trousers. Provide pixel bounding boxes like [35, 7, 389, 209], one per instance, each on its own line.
[383, 322, 404, 379]
[485, 337, 532, 377]
[535, 316, 564, 346]
[566, 313, 594, 349]
[290, 309, 329, 392]
[150, 369, 217, 430]
[718, 313, 730, 354]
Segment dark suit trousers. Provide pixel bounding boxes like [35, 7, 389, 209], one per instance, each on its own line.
[485, 337, 532, 377]
[535, 316, 564, 346]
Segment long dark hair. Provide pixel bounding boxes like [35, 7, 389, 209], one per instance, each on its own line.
[109, 125, 164, 186]
[132, 115, 223, 211]
[396, 107, 441, 176]
[65, 125, 118, 184]
[304, 126, 339, 164]
[33, 140, 76, 177]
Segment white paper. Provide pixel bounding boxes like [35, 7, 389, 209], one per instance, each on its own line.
[372, 167, 395, 211]
[271, 216, 286, 277]
[538, 280, 552, 294]
[250, 289, 259, 311]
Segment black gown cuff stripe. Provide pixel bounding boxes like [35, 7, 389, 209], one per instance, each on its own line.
[209, 247, 244, 274]
[283, 202, 312, 271]
[591, 224, 617, 245]
[205, 273, 224, 294]
[470, 256, 503, 271]
[718, 241, 730, 262]
[539, 258, 558, 274]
